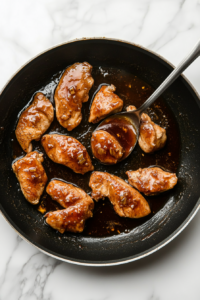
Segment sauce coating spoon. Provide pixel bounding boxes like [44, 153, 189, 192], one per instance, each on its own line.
[95, 39, 200, 162]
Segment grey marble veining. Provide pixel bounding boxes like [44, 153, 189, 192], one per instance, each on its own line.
[0, 0, 200, 299]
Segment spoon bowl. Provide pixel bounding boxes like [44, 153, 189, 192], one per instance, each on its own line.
[95, 110, 140, 162]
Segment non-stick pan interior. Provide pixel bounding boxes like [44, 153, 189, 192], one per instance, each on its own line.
[0, 39, 200, 265]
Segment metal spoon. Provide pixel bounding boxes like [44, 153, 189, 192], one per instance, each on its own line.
[95, 39, 200, 162]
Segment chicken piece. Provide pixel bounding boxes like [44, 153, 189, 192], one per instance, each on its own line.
[126, 105, 137, 113]
[12, 151, 47, 204]
[54, 62, 94, 131]
[45, 201, 94, 234]
[126, 167, 178, 196]
[46, 179, 93, 208]
[15, 92, 54, 153]
[126, 105, 167, 153]
[89, 172, 150, 218]
[41, 134, 94, 174]
[91, 130, 123, 164]
[45, 180, 94, 233]
[89, 85, 123, 123]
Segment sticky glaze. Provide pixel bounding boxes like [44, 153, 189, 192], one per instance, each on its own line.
[97, 116, 137, 161]
[91, 130, 124, 164]
[89, 171, 151, 218]
[126, 167, 178, 196]
[12, 151, 47, 205]
[89, 84, 123, 123]
[15, 92, 54, 153]
[54, 62, 94, 131]
[11, 66, 180, 237]
[41, 134, 94, 174]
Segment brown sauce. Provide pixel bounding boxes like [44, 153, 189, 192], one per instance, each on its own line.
[98, 116, 137, 160]
[11, 66, 180, 238]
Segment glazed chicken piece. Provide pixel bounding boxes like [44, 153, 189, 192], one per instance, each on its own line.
[126, 167, 178, 196]
[41, 134, 94, 174]
[15, 92, 54, 153]
[12, 151, 47, 204]
[45, 180, 94, 233]
[46, 179, 93, 208]
[89, 85, 123, 123]
[126, 105, 167, 153]
[91, 130, 123, 164]
[54, 62, 94, 131]
[45, 201, 94, 234]
[89, 172, 151, 218]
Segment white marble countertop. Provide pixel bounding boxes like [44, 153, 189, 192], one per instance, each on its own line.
[0, 0, 200, 299]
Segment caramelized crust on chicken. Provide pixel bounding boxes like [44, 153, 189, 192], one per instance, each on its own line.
[126, 167, 178, 196]
[12, 151, 47, 204]
[89, 172, 151, 218]
[46, 180, 93, 208]
[15, 92, 54, 153]
[45, 201, 94, 234]
[127, 105, 167, 153]
[41, 134, 94, 174]
[91, 130, 123, 164]
[54, 62, 94, 131]
[45, 180, 94, 233]
[89, 85, 123, 123]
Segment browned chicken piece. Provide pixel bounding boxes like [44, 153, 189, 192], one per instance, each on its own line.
[45, 180, 94, 233]
[12, 151, 47, 204]
[126, 105, 137, 112]
[126, 167, 178, 196]
[89, 172, 151, 218]
[91, 130, 123, 164]
[45, 201, 94, 234]
[46, 179, 93, 208]
[15, 92, 54, 153]
[126, 105, 167, 153]
[41, 134, 94, 174]
[54, 62, 94, 131]
[89, 85, 123, 123]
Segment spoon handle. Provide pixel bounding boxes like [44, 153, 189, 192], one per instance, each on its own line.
[138, 39, 200, 114]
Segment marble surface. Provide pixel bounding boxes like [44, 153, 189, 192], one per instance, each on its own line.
[0, 0, 200, 299]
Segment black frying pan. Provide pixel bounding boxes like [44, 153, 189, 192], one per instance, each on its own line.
[0, 38, 200, 266]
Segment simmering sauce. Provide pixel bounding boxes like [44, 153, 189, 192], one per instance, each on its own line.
[97, 116, 137, 161]
[11, 66, 180, 237]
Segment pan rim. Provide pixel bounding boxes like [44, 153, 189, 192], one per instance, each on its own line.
[1, 200, 199, 266]
[1, 37, 199, 100]
[0, 37, 200, 266]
